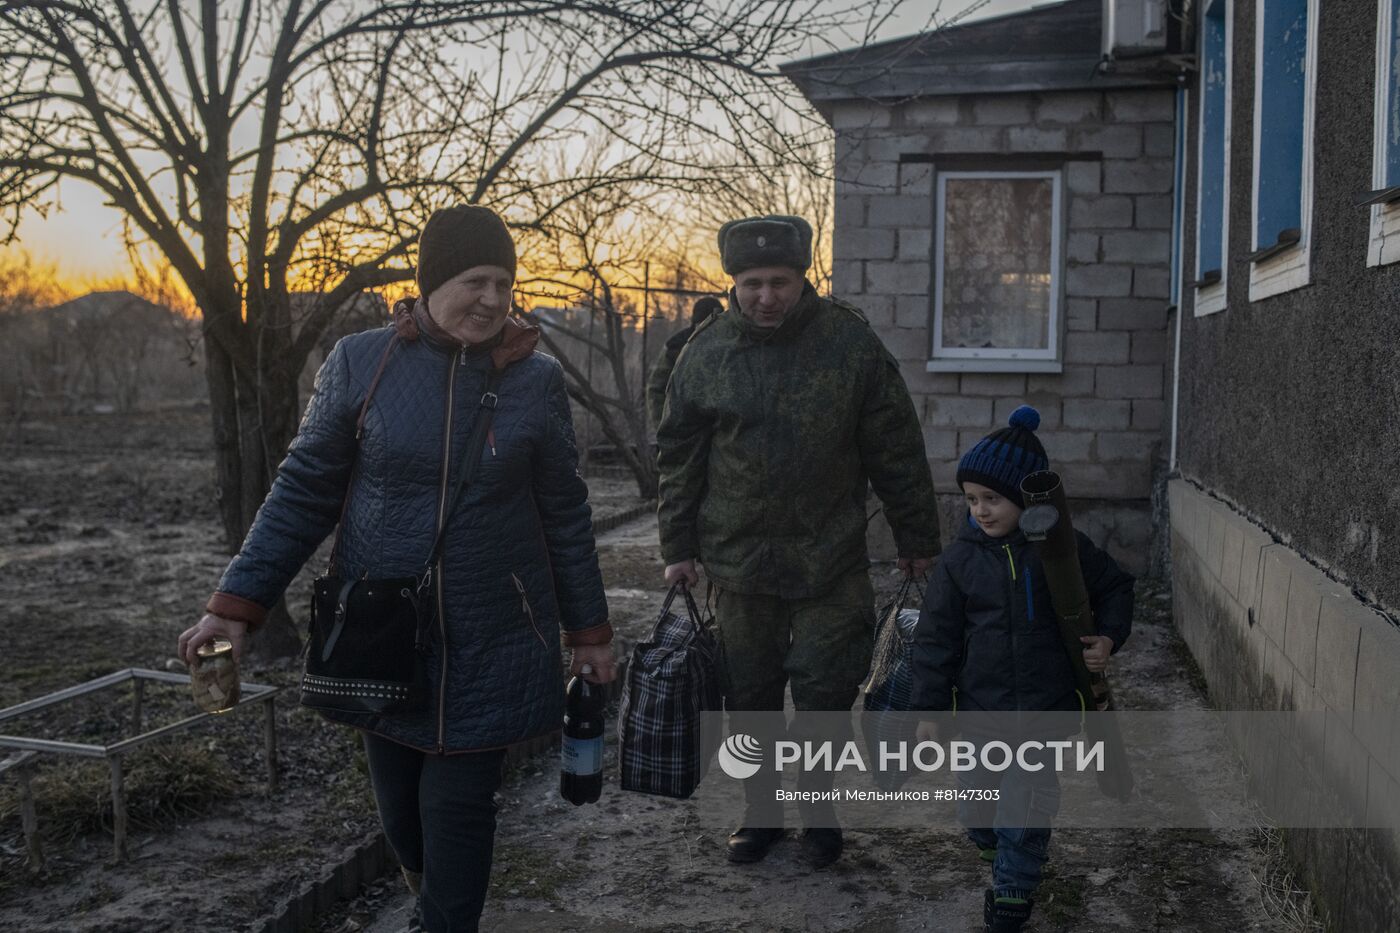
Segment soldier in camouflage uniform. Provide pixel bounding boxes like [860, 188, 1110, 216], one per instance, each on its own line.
[656, 215, 941, 867]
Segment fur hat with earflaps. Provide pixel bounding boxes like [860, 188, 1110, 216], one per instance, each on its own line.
[717, 215, 813, 275]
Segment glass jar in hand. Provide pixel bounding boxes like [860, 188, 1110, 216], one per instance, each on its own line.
[190, 638, 240, 714]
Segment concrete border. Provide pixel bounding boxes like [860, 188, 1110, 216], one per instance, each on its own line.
[592, 501, 655, 535]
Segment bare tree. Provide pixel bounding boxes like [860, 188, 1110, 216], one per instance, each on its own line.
[0, 0, 910, 656]
[678, 133, 837, 293]
[516, 180, 717, 497]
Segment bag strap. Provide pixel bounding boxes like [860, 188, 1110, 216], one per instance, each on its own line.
[660, 582, 707, 631]
[327, 334, 400, 574]
[893, 574, 914, 608]
[327, 335, 506, 578]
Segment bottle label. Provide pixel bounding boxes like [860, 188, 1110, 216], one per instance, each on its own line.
[561, 735, 603, 775]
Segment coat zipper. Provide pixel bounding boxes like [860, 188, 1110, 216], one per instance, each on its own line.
[1003, 543, 1020, 703]
[1025, 564, 1035, 621]
[433, 348, 462, 754]
[757, 340, 770, 576]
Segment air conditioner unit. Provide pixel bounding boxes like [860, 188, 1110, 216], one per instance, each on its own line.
[1103, 0, 1169, 57]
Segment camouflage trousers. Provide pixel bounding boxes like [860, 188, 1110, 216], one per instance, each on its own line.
[712, 568, 877, 711]
[711, 568, 876, 826]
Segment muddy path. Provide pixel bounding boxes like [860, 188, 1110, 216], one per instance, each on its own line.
[0, 410, 1317, 933]
[0, 409, 651, 933]
[320, 521, 1309, 933]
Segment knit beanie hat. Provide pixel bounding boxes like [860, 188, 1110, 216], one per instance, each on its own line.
[416, 205, 517, 298]
[956, 405, 1049, 508]
[717, 215, 813, 275]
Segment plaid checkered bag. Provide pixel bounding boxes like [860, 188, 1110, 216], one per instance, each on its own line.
[618, 584, 722, 798]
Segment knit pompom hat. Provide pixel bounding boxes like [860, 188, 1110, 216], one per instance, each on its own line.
[956, 405, 1049, 508]
[416, 205, 517, 298]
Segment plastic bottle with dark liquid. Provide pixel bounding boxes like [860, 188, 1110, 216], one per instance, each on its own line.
[560, 664, 604, 805]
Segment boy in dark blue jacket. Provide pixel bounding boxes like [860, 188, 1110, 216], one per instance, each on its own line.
[911, 406, 1134, 933]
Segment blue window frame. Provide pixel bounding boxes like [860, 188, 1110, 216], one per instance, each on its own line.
[1368, 0, 1400, 266]
[1252, 0, 1310, 252]
[1197, 0, 1229, 280]
[1373, 0, 1400, 191]
[1382, 1, 1400, 186]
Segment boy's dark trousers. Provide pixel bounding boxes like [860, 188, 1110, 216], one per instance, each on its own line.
[956, 734, 1062, 900]
[363, 733, 507, 933]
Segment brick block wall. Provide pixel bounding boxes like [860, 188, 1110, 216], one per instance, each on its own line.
[830, 89, 1175, 572]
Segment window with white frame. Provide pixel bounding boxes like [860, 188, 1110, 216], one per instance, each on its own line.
[1248, 0, 1317, 300]
[930, 170, 1062, 373]
[1367, 0, 1400, 266]
[1194, 0, 1230, 316]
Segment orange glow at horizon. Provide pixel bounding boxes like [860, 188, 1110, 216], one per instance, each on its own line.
[3, 206, 736, 318]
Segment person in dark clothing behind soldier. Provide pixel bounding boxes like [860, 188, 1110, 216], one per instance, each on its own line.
[645, 295, 723, 429]
[655, 214, 941, 869]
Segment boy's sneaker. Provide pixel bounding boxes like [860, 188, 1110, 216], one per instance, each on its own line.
[983, 889, 1033, 932]
[799, 827, 843, 868]
[726, 826, 785, 863]
[978, 846, 997, 863]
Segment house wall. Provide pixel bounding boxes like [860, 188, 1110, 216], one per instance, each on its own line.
[1178, 0, 1400, 610]
[1175, 2, 1400, 930]
[831, 88, 1178, 574]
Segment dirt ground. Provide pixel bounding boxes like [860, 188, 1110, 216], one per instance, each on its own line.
[314, 524, 1323, 933]
[0, 408, 649, 932]
[0, 409, 1322, 933]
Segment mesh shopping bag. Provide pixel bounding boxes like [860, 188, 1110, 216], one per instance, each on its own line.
[618, 584, 723, 798]
[861, 576, 923, 790]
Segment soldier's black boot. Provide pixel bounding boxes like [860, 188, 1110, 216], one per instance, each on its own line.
[983, 889, 1033, 932]
[799, 827, 843, 868]
[726, 826, 785, 863]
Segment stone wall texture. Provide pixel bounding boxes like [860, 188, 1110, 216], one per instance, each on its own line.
[832, 88, 1177, 575]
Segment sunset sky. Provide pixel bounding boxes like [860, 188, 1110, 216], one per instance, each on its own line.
[6, 0, 1039, 288]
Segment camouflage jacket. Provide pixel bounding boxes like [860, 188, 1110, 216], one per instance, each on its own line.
[656, 284, 941, 598]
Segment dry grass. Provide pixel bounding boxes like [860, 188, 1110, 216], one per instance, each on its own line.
[1250, 826, 1326, 933]
[0, 741, 238, 847]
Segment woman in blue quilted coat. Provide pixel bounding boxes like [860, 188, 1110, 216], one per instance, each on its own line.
[178, 205, 614, 932]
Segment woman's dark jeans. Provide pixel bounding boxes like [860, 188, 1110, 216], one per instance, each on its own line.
[363, 733, 507, 933]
